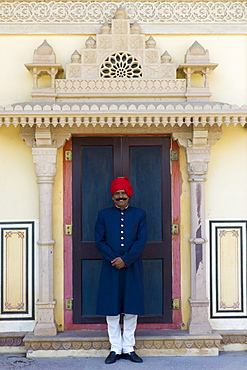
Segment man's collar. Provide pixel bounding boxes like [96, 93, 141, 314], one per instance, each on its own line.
[115, 205, 129, 210]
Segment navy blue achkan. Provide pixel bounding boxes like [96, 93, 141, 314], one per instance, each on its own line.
[95, 206, 148, 316]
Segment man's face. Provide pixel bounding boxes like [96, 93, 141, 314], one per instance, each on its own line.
[112, 189, 130, 210]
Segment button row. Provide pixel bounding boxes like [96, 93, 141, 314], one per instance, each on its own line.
[120, 212, 124, 246]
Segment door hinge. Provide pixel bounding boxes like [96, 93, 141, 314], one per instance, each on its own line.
[65, 224, 72, 235]
[172, 299, 180, 310]
[66, 299, 73, 310]
[170, 150, 178, 161]
[65, 150, 72, 161]
[171, 224, 179, 235]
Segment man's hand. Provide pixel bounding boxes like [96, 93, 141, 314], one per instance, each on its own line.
[111, 257, 126, 269]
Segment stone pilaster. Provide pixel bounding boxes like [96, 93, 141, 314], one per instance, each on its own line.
[186, 144, 212, 334]
[32, 146, 58, 336]
[20, 126, 71, 336]
[172, 128, 219, 335]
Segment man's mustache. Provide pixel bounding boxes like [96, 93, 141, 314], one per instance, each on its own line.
[115, 198, 128, 201]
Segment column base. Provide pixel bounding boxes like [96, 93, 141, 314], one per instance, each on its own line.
[34, 322, 58, 337]
[188, 298, 212, 335]
[34, 300, 57, 336]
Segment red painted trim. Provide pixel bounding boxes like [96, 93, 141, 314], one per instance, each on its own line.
[63, 137, 181, 331]
[63, 139, 73, 330]
[171, 140, 182, 327]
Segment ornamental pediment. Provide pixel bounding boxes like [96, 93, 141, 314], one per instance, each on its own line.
[25, 6, 217, 102]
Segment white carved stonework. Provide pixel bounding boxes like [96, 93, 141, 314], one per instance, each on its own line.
[83, 50, 97, 64]
[34, 301, 57, 336]
[32, 148, 57, 180]
[20, 126, 71, 150]
[25, 40, 63, 91]
[31, 128, 59, 336]
[145, 50, 159, 64]
[160, 64, 176, 79]
[187, 142, 212, 334]
[25, 6, 218, 101]
[178, 42, 218, 101]
[112, 20, 128, 35]
[188, 299, 212, 335]
[130, 35, 145, 50]
[113, 36, 128, 50]
[188, 161, 208, 175]
[173, 129, 214, 335]
[143, 66, 159, 79]
[187, 148, 210, 175]
[98, 35, 112, 50]
[2, 2, 247, 26]
[37, 303, 56, 324]
[67, 65, 81, 79]
[55, 78, 186, 96]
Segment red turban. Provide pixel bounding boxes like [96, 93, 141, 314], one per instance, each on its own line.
[110, 177, 134, 198]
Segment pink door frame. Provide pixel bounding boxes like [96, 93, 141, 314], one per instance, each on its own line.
[63, 136, 182, 330]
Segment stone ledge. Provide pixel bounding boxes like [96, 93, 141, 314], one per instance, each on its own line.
[0, 332, 27, 354]
[24, 330, 222, 357]
[219, 330, 247, 352]
[3, 330, 247, 356]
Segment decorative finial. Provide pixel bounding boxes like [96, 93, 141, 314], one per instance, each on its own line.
[100, 21, 111, 34]
[145, 36, 156, 49]
[114, 6, 127, 19]
[33, 39, 56, 63]
[71, 50, 81, 63]
[131, 21, 141, 34]
[161, 51, 172, 63]
[85, 36, 96, 49]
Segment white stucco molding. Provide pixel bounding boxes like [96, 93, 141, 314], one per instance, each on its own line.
[1, 1, 247, 35]
[7, 101, 247, 129]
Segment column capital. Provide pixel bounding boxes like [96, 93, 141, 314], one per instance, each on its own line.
[173, 127, 221, 178]
[172, 126, 222, 150]
[186, 147, 210, 177]
[20, 125, 71, 149]
[32, 147, 57, 181]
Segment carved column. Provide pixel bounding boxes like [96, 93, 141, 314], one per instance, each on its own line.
[20, 126, 71, 336]
[186, 142, 212, 334]
[32, 146, 57, 336]
[173, 127, 222, 334]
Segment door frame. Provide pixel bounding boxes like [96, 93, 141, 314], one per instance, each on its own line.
[63, 135, 181, 330]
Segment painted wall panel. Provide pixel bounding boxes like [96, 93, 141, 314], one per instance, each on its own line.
[0, 222, 35, 320]
[210, 221, 247, 320]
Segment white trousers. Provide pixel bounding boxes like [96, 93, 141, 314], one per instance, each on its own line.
[106, 314, 138, 355]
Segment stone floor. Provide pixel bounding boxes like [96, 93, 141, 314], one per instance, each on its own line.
[1, 351, 247, 369]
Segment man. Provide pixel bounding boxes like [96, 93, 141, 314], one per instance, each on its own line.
[95, 176, 148, 364]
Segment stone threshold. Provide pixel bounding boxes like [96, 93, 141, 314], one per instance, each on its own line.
[24, 330, 222, 357]
[1, 330, 247, 357]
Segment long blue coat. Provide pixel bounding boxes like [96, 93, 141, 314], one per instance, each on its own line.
[95, 206, 148, 316]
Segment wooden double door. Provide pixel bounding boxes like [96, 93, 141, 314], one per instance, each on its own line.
[72, 136, 172, 324]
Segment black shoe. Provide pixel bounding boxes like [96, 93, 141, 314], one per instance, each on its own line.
[105, 351, 121, 364]
[122, 351, 143, 363]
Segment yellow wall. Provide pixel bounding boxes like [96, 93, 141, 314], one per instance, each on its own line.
[207, 124, 247, 219]
[0, 34, 246, 330]
[0, 126, 38, 220]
